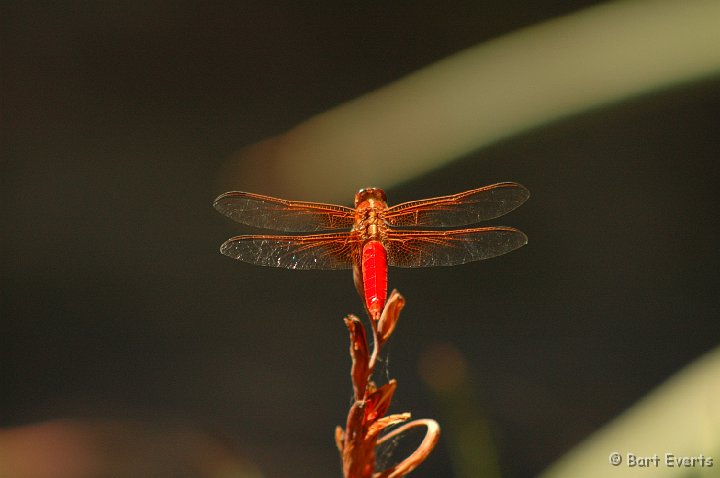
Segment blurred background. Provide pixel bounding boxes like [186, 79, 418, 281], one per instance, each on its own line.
[3, 1, 720, 477]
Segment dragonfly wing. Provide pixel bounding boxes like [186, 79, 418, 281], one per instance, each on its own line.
[214, 191, 356, 232]
[220, 233, 358, 270]
[383, 182, 529, 227]
[385, 227, 527, 268]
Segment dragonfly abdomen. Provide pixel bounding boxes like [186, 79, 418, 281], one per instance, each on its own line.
[361, 240, 388, 319]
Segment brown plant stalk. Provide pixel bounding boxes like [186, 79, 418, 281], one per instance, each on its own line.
[335, 290, 440, 477]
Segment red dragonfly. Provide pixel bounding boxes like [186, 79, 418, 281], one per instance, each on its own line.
[214, 183, 529, 319]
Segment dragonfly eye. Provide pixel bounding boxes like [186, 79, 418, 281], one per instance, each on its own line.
[355, 188, 387, 207]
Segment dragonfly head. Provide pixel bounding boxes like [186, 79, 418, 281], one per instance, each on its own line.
[354, 188, 388, 207]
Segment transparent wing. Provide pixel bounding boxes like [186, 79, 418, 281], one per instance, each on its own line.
[219, 232, 360, 270]
[385, 227, 527, 267]
[383, 182, 529, 227]
[214, 191, 356, 232]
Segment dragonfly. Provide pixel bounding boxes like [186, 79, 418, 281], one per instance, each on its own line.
[214, 183, 529, 319]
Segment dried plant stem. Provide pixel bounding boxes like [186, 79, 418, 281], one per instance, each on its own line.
[335, 290, 440, 477]
[368, 317, 380, 374]
[376, 419, 442, 478]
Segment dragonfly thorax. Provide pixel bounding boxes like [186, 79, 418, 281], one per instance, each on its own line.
[354, 202, 388, 242]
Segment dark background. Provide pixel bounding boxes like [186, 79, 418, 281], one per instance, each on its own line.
[3, 2, 720, 477]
